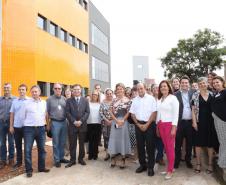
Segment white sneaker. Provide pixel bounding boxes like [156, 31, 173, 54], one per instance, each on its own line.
[160, 171, 167, 175]
[165, 172, 173, 180]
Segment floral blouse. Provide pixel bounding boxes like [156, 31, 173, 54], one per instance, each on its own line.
[110, 97, 132, 117]
[99, 101, 112, 121]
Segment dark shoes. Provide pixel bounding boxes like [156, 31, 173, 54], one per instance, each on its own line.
[12, 162, 22, 170]
[26, 172, 32, 178]
[186, 161, 193, 169]
[0, 161, 6, 169]
[148, 168, 154, 176]
[135, 166, 147, 173]
[55, 162, 61, 168]
[78, 160, 86, 165]
[65, 161, 76, 168]
[38, 168, 50, 173]
[104, 154, 110, 161]
[174, 163, 179, 169]
[60, 159, 70, 163]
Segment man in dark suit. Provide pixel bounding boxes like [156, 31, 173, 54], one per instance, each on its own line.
[65, 84, 90, 167]
[174, 76, 194, 169]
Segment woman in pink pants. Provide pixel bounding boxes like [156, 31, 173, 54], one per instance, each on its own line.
[156, 80, 179, 180]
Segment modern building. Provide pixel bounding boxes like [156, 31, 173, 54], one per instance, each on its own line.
[89, 1, 111, 91]
[133, 56, 149, 84]
[1, 0, 89, 96]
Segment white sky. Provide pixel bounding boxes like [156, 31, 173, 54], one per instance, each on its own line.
[91, 0, 226, 88]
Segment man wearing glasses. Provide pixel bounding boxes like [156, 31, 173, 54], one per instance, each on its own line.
[46, 83, 69, 168]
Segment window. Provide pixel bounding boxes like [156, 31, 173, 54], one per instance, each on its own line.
[137, 65, 143, 69]
[50, 22, 57, 37]
[84, 43, 88, 53]
[69, 34, 75, 47]
[91, 23, 109, 55]
[83, 1, 88, 10]
[37, 14, 47, 31]
[92, 57, 109, 82]
[77, 39, 83, 50]
[79, 0, 83, 6]
[50, 83, 54, 96]
[60, 28, 67, 42]
[37, 81, 47, 96]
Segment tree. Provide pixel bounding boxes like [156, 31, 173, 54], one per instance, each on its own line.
[161, 29, 225, 82]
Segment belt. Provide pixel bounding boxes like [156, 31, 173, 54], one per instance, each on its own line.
[24, 126, 45, 128]
[51, 118, 66, 122]
[181, 119, 192, 122]
[137, 120, 147, 124]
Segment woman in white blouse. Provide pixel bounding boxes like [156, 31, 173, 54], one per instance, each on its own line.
[156, 80, 179, 180]
[87, 90, 101, 160]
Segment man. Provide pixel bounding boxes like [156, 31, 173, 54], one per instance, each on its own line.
[20, 85, 50, 177]
[174, 76, 194, 169]
[130, 83, 157, 176]
[9, 84, 29, 170]
[65, 84, 90, 167]
[0, 83, 16, 169]
[46, 83, 69, 168]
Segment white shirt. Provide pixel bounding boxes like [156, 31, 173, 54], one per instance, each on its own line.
[87, 102, 101, 124]
[181, 91, 192, 120]
[130, 93, 157, 122]
[19, 98, 47, 127]
[156, 94, 179, 126]
[10, 97, 29, 128]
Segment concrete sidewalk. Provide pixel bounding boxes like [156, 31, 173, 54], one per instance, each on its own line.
[1, 147, 219, 185]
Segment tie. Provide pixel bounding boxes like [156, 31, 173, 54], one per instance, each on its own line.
[76, 98, 79, 105]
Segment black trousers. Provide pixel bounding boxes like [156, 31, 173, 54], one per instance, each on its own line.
[175, 120, 193, 165]
[68, 124, 86, 162]
[14, 127, 23, 163]
[87, 124, 101, 158]
[135, 122, 156, 169]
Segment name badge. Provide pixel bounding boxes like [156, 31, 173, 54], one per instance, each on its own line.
[58, 105, 62, 110]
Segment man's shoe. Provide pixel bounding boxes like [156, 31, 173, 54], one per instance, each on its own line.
[55, 162, 61, 168]
[186, 161, 193, 169]
[148, 168, 154, 176]
[65, 161, 76, 168]
[135, 166, 147, 173]
[93, 156, 98, 160]
[78, 160, 86, 165]
[88, 156, 93, 160]
[38, 168, 50, 173]
[60, 159, 70, 163]
[12, 162, 22, 170]
[0, 161, 6, 169]
[26, 172, 32, 178]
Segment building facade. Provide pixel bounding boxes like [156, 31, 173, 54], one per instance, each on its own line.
[133, 56, 149, 84]
[89, 1, 111, 91]
[1, 0, 89, 96]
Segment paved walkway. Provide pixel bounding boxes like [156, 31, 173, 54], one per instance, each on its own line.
[1, 147, 220, 185]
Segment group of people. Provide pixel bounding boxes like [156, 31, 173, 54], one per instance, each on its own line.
[0, 72, 225, 181]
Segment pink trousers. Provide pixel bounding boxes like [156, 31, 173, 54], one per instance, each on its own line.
[157, 121, 175, 173]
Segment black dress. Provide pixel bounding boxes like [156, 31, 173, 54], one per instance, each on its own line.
[192, 94, 218, 148]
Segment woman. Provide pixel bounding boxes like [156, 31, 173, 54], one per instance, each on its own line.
[99, 88, 113, 161]
[191, 77, 218, 174]
[87, 90, 101, 160]
[171, 77, 180, 93]
[156, 80, 179, 180]
[108, 83, 132, 169]
[152, 84, 165, 166]
[212, 76, 226, 171]
[207, 72, 217, 91]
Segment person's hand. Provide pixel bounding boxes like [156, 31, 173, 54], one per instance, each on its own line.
[140, 123, 149, 132]
[192, 122, 198, 131]
[9, 126, 14, 134]
[170, 126, 177, 137]
[116, 119, 124, 127]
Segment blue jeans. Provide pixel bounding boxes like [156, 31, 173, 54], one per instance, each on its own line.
[0, 121, 14, 161]
[24, 126, 46, 173]
[51, 120, 67, 163]
[14, 127, 24, 163]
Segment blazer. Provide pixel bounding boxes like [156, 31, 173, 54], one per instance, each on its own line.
[66, 97, 90, 132]
[174, 90, 194, 123]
